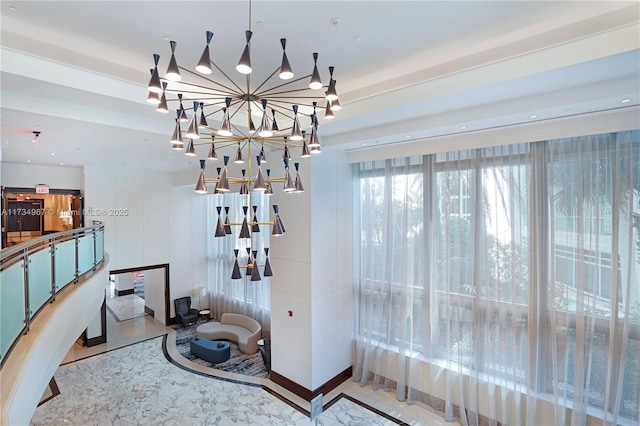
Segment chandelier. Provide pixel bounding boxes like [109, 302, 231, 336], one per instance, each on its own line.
[146, 0, 340, 281]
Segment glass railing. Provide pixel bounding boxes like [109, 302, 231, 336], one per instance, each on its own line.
[0, 222, 105, 368]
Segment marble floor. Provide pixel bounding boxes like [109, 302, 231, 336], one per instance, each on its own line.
[35, 314, 460, 426]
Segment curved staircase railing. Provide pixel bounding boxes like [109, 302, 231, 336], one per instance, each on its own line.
[0, 221, 105, 368]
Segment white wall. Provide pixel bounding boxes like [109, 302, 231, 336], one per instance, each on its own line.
[143, 268, 166, 323]
[84, 166, 207, 320]
[270, 148, 353, 391]
[167, 182, 208, 317]
[310, 148, 353, 389]
[84, 166, 171, 269]
[0, 162, 84, 190]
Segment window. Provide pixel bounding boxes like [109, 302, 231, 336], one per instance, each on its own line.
[355, 131, 640, 423]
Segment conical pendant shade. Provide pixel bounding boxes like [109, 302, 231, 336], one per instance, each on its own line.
[178, 95, 188, 122]
[170, 118, 183, 146]
[254, 166, 266, 191]
[147, 90, 161, 105]
[185, 103, 200, 139]
[218, 98, 233, 136]
[165, 41, 181, 81]
[258, 112, 272, 137]
[147, 54, 162, 93]
[234, 143, 244, 163]
[194, 159, 207, 194]
[236, 30, 253, 74]
[294, 173, 304, 193]
[251, 252, 262, 281]
[290, 105, 303, 141]
[215, 216, 226, 237]
[185, 139, 196, 156]
[271, 109, 279, 132]
[309, 123, 320, 147]
[279, 38, 294, 80]
[156, 85, 169, 113]
[263, 251, 273, 277]
[265, 169, 273, 196]
[309, 52, 322, 90]
[301, 140, 310, 158]
[283, 143, 291, 161]
[239, 206, 250, 238]
[252, 206, 260, 232]
[215, 206, 226, 237]
[257, 99, 272, 137]
[218, 157, 230, 191]
[147, 69, 161, 104]
[330, 80, 341, 111]
[199, 103, 208, 128]
[324, 99, 334, 119]
[239, 216, 251, 238]
[283, 167, 295, 192]
[245, 247, 253, 271]
[196, 31, 214, 74]
[224, 206, 232, 235]
[326, 67, 338, 101]
[208, 139, 217, 160]
[272, 204, 286, 236]
[231, 250, 242, 279]
[259, 143, 267, 163]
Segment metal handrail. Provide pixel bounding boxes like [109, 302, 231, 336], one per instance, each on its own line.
[0, 221, 105, 368]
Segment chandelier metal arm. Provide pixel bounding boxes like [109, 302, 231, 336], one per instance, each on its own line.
[179, 66, 244, 97]
[250, 66, 281, 95]
[256, 74, 312, 96]
[266, 99, 318, 113]
[258, 140, 301, 151]
[209, 61, 247, 94]
[193, 140, 236, 148]
[169, 96, 230, 105]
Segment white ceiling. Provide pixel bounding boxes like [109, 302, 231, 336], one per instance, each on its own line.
[1, 1, 639, 173]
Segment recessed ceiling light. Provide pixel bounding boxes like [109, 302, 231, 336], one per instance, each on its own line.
[361, 142, 367, 146]
[406, 135, 411, 138]
[354, 36, 363, 43]
[530, 115, 537, 119]
[26, 160, 31, 163]
[59, 163, 64, 166]
[621, 99, 631, 103]
[460, 126, 467, 130]
[50, 152, 55, 156]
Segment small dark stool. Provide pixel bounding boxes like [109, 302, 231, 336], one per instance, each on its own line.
[190, 338, 230, 363]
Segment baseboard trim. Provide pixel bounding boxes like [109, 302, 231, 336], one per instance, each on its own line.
[270, 366, 352, 402]
[114, 288, 134, 296]
[37, 377, 60, 407]
[144, 306, 154, 316]
[86, 334, 106, 347]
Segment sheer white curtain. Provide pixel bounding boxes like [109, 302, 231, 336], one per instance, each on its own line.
[354, 131, 639, 425]
[206, 192, 271, 336]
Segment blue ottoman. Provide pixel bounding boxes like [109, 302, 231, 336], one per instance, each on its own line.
[190, 337, 230, 363]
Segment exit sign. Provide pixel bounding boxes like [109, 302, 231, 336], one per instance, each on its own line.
[35, 185, 49, 194]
